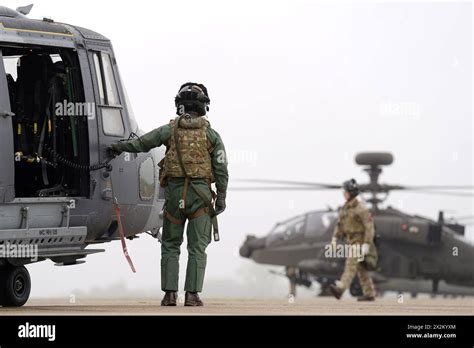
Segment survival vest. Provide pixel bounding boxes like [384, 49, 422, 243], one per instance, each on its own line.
[162, 115, 214, 182]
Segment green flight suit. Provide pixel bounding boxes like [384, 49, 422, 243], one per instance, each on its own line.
[112, 119, 228, 292]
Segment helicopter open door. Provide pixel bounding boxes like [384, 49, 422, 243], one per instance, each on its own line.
[0, 49, 15, 203]
[90, 49, 138, 205]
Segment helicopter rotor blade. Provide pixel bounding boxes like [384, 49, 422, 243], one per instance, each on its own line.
[391, 190, 474, 197]
[234, 179, 342, 189]
[397, 185, 474, 191]
[232, 180, 474, 196]
[230, 186, 340, 191]
[452, 215, 474, 221]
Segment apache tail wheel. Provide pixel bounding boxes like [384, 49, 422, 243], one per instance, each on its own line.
[0, 265, 31, 307]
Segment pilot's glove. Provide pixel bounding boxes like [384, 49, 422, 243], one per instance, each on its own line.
[361, 243, 370, 256]
[215, 192, 226, 215]
[331, 237, 337, 251]
[107, 143, 123, 158]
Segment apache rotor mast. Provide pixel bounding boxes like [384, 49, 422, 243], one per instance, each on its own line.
[356, 152, 395, 210]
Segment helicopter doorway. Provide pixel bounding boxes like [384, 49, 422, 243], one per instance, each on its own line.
[0, 49, 15, 203]
[1, 45, 90, 198]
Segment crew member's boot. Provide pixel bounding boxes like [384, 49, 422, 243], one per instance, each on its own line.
[357, 295, 375, 302]
[185, 292, 204, 307]
[161, 291, 177, 306]
[329, 284, 344, 300]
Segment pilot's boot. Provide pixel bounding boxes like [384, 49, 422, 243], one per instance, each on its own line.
[357, 295, 375, 302]
[185, 292, 204, 306]
[329, 284, 344, 300]
[161, 291, 177, 306]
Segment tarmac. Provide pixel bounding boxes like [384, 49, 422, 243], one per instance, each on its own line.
[0, 297, 473, 315]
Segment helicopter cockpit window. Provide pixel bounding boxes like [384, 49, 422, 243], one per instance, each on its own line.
[267, 215, 306, 244]
[93, 54, 105, 104]
[92, 52, 125, 137]
[101, 53, 120, 106]
[305, 211, 338, 237]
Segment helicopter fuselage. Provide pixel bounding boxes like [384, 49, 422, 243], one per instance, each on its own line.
[0, 10, 165, 268]
[240, 207, 474, 296]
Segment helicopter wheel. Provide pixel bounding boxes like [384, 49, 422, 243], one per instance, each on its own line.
[0, 265, 31, 307]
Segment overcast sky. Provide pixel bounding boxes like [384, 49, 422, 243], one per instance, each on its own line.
[2, 0, 472, 299]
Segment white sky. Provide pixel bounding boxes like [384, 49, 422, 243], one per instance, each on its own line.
[2, 0, 472, 299]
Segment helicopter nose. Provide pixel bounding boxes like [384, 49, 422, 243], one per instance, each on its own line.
[239, 235, 266, 258]
[239, 235, 255, 258]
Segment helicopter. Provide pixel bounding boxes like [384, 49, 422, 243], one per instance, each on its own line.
[237, 152, 474, 298]
[0, 5, 165, 306]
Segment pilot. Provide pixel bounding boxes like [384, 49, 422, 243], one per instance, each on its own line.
[108, 83, 228, 307]
[329, 179, 377, 301]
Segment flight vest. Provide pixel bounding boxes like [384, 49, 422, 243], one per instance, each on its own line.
[337, 200, 367, 244]
[162, 115, 214, 182]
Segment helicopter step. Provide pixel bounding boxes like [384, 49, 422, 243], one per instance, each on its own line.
[0, 226, 88, 252]
[0, 197, 91, 256]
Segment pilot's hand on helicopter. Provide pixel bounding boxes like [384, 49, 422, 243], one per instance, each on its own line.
[107, 143, 123, 158]
[215, 192, 226, 215]
[361, 243, 370, 256]
[331, 237, 337, 251]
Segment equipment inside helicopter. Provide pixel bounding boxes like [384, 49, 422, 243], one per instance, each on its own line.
[2, 45, 90, 198]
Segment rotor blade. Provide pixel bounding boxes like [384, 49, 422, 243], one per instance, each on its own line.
[395, 190, 474, 197]
[235, 179, 341, 189]
[454, 215, 474, 221]
[397, 185, 474, 191]
[230, 186, 339, 191]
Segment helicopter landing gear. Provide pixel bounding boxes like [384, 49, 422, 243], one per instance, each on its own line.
[349, 279, 363, 297]
[0, 265, 31, 307]
[430, 278, 439, 298]
[286, 266, 297, 297]
[432, 279, 439, 294]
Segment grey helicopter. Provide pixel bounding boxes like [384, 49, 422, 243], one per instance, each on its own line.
[0, 5, 165, 306]
[237, 153, 474, 298]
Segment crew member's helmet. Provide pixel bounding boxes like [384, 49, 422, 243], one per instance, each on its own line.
[343, 178, 359, 198]
[175, 82, 210, 116]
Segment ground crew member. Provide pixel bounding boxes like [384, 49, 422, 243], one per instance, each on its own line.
[108, 83, 228, 307]
[329, 179, 376, 301]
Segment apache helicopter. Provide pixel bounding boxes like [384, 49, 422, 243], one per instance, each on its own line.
[0, 5, 165, 306]
[238, 152, 474, 297]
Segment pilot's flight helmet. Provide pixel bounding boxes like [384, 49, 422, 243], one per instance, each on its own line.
[175, 82, 210, 116]
[343, 179, 359, 198]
